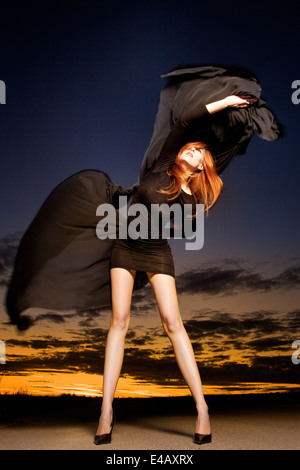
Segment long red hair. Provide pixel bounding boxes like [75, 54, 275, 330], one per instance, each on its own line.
[158, 142, 223, 214]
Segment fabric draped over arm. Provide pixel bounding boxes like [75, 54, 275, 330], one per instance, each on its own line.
[139, 65, 282, 181]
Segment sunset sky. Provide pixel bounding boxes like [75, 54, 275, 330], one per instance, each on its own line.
[0, 0, 300, 397]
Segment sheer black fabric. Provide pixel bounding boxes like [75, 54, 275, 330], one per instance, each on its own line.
[139, 65, 281, 181]
[5, 171, 137, 330]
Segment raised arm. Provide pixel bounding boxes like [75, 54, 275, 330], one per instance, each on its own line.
[205, 95, 250, 114]
[152, 95, 250, 172]
[182, 95, 250, 122]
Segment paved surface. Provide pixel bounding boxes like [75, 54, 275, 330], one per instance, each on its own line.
[1, 406, 299, 450]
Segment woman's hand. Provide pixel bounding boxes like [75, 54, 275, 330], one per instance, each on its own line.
[206, 95, 250, 114]
[222, 95, 250, 108]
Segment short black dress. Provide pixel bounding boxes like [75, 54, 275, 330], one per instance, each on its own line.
[109, 105, 210, 277]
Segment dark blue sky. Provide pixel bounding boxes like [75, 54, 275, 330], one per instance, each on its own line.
[1, 0, 300, 397]
[1, 0, 299, 268]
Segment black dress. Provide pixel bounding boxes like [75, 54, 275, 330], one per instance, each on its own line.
[110, 104, 209, 277]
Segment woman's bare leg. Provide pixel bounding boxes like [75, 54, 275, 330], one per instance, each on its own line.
[96, 267, 136, 435]
[147, 272, 211, 435]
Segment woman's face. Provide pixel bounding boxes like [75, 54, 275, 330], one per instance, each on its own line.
[179, 147, 205, 172]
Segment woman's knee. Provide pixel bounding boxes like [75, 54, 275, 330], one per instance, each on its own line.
[110, 310, 130, 332]
[162, 314, 183, 336]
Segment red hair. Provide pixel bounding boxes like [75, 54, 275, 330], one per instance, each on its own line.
[158, 142, 223, 214]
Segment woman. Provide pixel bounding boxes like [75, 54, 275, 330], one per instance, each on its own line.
[94, 94, 251, 445]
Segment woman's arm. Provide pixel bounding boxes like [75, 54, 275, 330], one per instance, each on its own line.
[205, 95, 250, 114]
[151, 96, 250, 173]
[181, 95, 250, 123]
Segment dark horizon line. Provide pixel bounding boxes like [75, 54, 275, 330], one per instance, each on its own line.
[1, 389, 300, 399]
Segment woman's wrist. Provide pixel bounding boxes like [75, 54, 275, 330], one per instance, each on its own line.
[205, 98, 228, 114]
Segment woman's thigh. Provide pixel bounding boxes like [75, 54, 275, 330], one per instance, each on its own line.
[110, 268, 136, 323]
[147, 272, 182, 329]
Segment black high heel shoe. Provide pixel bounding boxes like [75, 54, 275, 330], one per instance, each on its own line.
[193, 433, 212, 445]
[193, 410, 212, 445]
[94, 412, 115, 445]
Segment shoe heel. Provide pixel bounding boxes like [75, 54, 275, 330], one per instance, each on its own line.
[94, 411, 115, 445]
